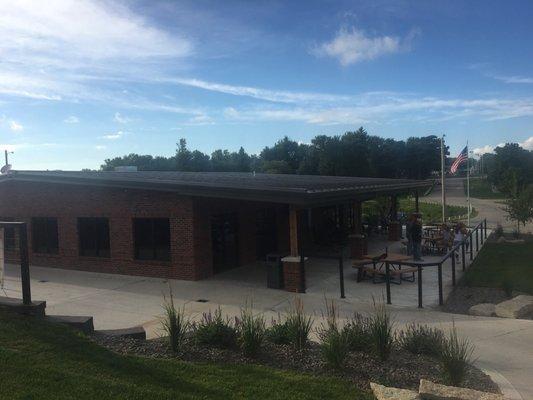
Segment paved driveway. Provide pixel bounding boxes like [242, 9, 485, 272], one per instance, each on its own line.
[2, 263, 532, 399]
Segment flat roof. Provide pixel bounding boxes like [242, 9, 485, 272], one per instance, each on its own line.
[0, 170, 432, 206]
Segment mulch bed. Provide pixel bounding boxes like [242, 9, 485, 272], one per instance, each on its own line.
[91, 334, 499, 394]
[444, 286, 509, 315]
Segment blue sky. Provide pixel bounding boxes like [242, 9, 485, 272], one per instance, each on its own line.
[1, 0, 533, 170]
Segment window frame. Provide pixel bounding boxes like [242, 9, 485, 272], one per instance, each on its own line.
[31, 217, 59, 255]
[77, 217, 111, 258]
[133, 218, 171, 262]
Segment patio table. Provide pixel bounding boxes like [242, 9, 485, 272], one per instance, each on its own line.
[353, 253, 414, 284]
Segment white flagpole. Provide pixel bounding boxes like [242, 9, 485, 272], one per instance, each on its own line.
[441, 135, 446, 223]
[467, 142, 471, 227]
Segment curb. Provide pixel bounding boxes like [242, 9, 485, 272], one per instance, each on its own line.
[481, 367, 523, 400]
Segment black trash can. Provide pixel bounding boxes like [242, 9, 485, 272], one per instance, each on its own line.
[266, 253, 284, 289]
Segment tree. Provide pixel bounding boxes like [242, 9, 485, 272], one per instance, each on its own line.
[489, 144, 533, 196]
[504, 186, 533, 233]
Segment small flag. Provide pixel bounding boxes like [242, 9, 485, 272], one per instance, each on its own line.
[450, 146, 468, 174]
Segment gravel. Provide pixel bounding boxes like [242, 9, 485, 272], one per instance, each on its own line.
[91, 333, 499, 394]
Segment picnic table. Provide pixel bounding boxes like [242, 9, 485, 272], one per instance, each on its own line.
[352, 252, 418, 284]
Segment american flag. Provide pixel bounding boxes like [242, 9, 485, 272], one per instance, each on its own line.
[450, 146, 468, 174]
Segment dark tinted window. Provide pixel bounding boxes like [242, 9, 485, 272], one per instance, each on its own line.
[32, 217, 59, 254]
[0, 218, 17, 251]
[133, 218, 170, 261]
[78, 218, 110, 257]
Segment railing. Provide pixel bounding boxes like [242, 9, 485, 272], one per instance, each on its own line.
[337, 218, 488, 308]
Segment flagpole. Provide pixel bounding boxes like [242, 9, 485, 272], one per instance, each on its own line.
[467, 143, 471, 227]
[441, 135, 446, 223]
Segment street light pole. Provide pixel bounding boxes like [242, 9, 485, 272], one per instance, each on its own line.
[440, 135, 446, 223]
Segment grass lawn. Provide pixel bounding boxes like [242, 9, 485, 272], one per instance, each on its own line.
[465, 178, 507, 200]
[363, 198, 476, 224]
[463, 235, 533, 294]
[399, 198, 477, 223]
[0, 311, 371, 400]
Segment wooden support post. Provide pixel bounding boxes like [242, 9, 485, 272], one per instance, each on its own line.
[354, 201, 362, 234]
[289, 206, 299, 257]
[415, 190, 419, 213]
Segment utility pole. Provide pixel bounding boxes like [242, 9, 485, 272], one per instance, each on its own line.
[440, 135, 446, 223]
[4, 150, 8, 166]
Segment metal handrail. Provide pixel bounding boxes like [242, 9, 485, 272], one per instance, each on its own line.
[338, 218, 488, 307]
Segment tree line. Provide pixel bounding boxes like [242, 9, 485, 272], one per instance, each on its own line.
[102, 127, 445, 180]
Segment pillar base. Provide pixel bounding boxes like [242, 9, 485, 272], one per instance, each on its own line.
[349, 234, 367, 259]
[281, 256, 307, 293]
[388, 221, 401, 241]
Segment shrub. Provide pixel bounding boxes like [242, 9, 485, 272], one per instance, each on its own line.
[439, 323, 475, 386]
[397, 323, 444, 357]
[265, 316, 291, 345]
[238, 306, 265, 357]
[285, 298, 313, 350]
[494, 224, 504, 238]
[161, 288, 189, 354]
[317, 299, 349, 370]
[368, 300, 395, 361]
[193, 308, 237, 349]
[342, 313, 372, 352]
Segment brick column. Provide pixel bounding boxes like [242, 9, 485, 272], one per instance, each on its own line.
[281, 256, 307, 293]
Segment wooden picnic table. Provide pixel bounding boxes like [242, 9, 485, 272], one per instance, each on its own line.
[353, 253, 416, 283]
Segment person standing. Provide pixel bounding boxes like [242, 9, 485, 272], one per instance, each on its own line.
[453, 222, 467, 264]
[412, 214, 423, 261]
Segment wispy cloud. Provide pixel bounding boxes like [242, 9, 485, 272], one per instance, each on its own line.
[312, 27, 419, 66]
[0, 0, 195, 114]
[100, 131, 128, 140]
[9, 120, 23, 132]
[64, 116, 79, 124]
[167, 78, 350, 104]
[223, 94, 533, 125]
[95, 145, 107, 151]
[113, 112, 131, 124]
[492, 75, 533, 84]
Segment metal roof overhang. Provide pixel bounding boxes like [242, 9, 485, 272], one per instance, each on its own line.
[0, 173, 433, 207]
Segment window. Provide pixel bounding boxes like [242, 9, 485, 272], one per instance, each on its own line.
[133, 218, 170, 261]
[4, 226, 16, 251]
[32, 217, 59, 254]
[0, 218, 17, 251]
[78, 218, 110, 257]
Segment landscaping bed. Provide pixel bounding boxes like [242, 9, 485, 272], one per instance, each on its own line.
[92, 333, 498, 394]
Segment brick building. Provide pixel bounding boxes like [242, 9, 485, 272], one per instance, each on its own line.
[0, 171, 429, 289]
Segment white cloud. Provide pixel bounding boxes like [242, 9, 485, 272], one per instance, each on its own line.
[492, 75, 533, 84]
[223, 94, 533, 125]
[100, 131, 126, 140]
[520, 136, 533, 150]
[184, 114, 214, 126]
[473, 137, 533, 155]
[95, 145, 107, 150]
[167, 78, 350, 104]
[113, 112, 131, 124]
[0, 0, 195, 113]
[312, 27, 418, 66]
[9, 120, 23, 132]
[64, 115, 79, 123]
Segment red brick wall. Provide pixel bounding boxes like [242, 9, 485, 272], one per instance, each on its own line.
[0, 180, 197, 280]
[0, 180, 290, 280]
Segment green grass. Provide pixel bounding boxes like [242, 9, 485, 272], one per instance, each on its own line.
[463, 235, 533, 294]
[465, 178, 507, 200]
[0, 310, 371, 400]
[363, 198, 476, 225]
[398, 199, 477, 224]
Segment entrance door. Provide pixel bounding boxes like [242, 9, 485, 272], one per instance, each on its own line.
[256, 208, 277, 260]
[211, 213, 239, 273]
